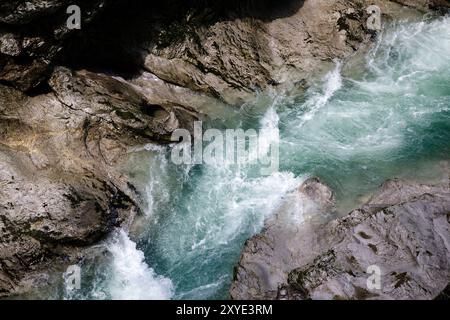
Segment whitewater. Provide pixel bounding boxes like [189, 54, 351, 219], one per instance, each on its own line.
[62, 16, 450, 300]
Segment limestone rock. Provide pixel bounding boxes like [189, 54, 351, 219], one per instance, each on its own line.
[231, 179, 450, 300]
[0, 65, 196, 296]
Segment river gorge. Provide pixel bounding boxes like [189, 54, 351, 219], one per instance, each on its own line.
[1, 0, 449, 300]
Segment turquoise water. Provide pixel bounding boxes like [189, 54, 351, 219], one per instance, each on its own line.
[63, 16, 450, 300]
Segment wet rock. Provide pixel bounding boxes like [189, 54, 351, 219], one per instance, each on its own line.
[0, 65, 197, 296]
[48, 67, 182, 142]
[231, 179, 450, 299]
[230, 177, 336, 299]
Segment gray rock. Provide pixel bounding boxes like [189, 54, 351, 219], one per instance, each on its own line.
[435, 283, 450, 300]
[0, 66, 198, 296]
[230, 178, 450, 300]
[142, 0, 449, 104]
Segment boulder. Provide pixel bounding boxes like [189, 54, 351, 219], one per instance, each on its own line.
[230, 179, 450, 300]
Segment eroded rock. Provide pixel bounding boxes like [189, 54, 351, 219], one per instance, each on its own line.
[142, 0, 449, 104]
[231, 179, 450, 300]
[0, 65, 198, 296]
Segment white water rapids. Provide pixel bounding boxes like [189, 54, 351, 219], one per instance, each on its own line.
[61, 16, 450, 300]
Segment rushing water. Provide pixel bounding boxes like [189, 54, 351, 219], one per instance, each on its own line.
[61, 16, 450, 300]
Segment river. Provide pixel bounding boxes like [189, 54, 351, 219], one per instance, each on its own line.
[62, 15, 450, 300]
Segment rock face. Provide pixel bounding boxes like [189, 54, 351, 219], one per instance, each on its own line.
[230, 178, 450, 300]
[0, 67, 196, 296]
[141, 0, 403, 104]
[0, 0, 109, 91]
[141, 0, 450, 104]
[3, 1, 446, 102]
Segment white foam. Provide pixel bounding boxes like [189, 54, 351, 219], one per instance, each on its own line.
[189, 170, 303, 249]
[144, 149, 170, 217]
[258, 106, 280, 157]
[298, 61, 343, 127]
[106, 229, 174, 300]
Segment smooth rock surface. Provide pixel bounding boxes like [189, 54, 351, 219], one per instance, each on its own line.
[230, 178, 450, 300]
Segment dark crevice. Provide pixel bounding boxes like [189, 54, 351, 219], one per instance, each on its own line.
[55, 0, 305, 79]
[25, 80, 53, 97]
